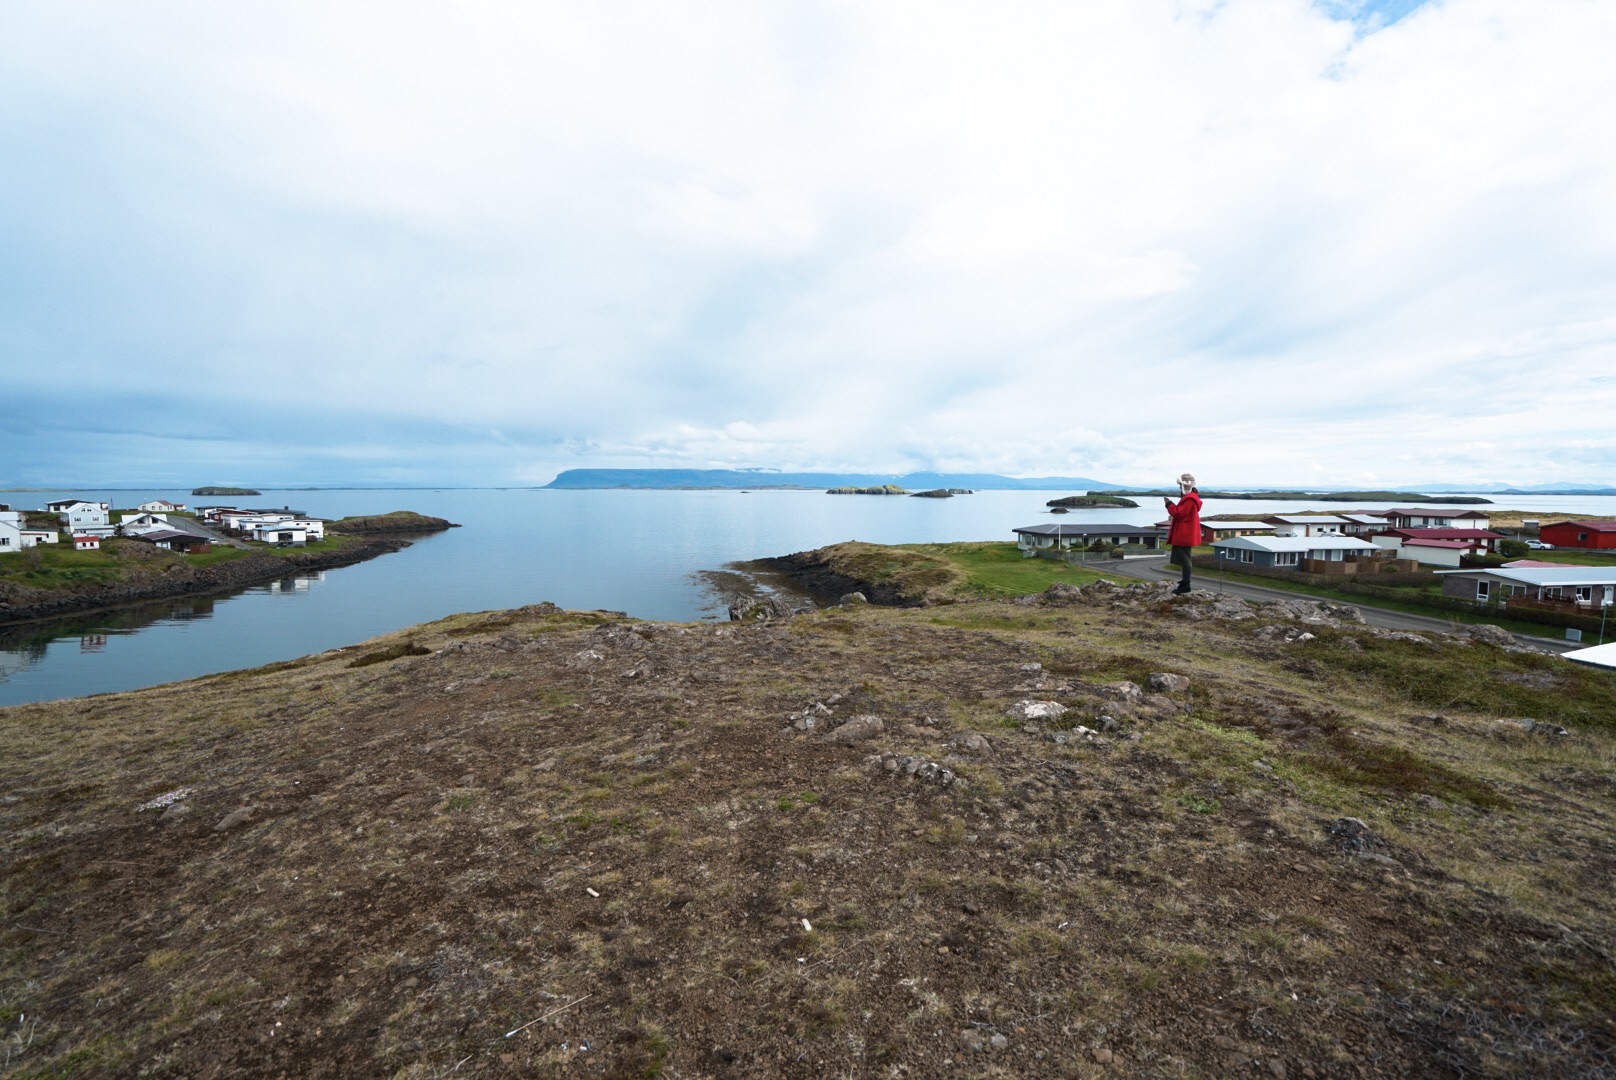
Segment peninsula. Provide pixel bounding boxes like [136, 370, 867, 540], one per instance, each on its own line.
[0, 509, 454, 628]
[2, 575, 1611, 1076]
[1109, 488, 1494, 504]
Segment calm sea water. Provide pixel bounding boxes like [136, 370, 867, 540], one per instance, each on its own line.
[3, 487, 1614, 705]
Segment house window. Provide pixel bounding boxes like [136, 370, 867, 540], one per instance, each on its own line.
[1576, 586, 1593, 603]
[1579, 533, 1589, 542]
[1240, 550, 1253, 563]
[1476, 580, 1491, 601]
[1275, 551, 1298, 566]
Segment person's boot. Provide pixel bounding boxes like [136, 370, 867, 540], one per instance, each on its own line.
[1174, 580, 1192, 595]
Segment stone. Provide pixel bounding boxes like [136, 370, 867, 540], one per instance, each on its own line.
[1042, 582, 1085, 602]
[1092, 1047, 1115, 1064]
[882, 756, 900, 772]
[958, 1029, 985, 1053]
[567, 648, 605, 668]
[1464, 623, 1516, 647]
[1018, 662, 1043, 672]
[989, 1033, 1008, 1052]
[838, 592, 868, 606]
[1006, 700, 1068, 722]
[213, 806, 256, 832]
[1099, 681, 1143, 703]
[1146, 672, 1190, 693]
[825, 715, 884, 743]
[160, 802, 191, 825]
[1095, 715, 1119, 733]
[950, 731, 993, 754]
[1326, 817, 1387, 856]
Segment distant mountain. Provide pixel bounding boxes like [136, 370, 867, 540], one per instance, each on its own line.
[544, 469, 1122, 491]
[1408, 483, 1616, 494]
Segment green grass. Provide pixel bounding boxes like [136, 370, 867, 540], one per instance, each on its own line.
[895, 542, 1117, 598]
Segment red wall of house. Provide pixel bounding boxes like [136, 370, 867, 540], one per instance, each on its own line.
[1540, 523, 1616, 549]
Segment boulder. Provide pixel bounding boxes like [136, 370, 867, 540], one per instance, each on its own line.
[838, 592, 868, 606]
[1326, 817, 1387, 856]
[1042, 582, 1084, 603]
[1099, 681, 1143, 703]
[950, 731, 993, 755]
[1006, 700, 1068, 722]
[1145, 672, 1190, 693]
[824, 715, 884, 744]
[1464, 623, 1516, 647]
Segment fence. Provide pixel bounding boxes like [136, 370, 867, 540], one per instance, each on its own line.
[1192, 555, 1437, 590]
[1193, 555, 1608, 636]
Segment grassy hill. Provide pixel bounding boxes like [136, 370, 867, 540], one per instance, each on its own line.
[3, 582, 1614, 1076]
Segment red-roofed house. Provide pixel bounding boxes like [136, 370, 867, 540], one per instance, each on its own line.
[73, 534, 101, 551]
[1540, 521, 1616, 550]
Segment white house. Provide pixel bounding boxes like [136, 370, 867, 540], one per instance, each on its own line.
[242, 516, 324, 541]
[119, 512, 170, 534]
[1213, 534, 1379, 568]
[47, 500, 110, 531]
[1262, 515, 1350, 538]
[72, 534, 102, 551]
[138, 499, 187, 513]
[0, 511, 57, 551]
[0, 514, 24, 554]
[251, 522, 309, 545]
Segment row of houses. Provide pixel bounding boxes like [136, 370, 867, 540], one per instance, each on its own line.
[0, 499, 327, 556]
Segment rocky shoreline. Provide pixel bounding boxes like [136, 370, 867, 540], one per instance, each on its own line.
[0, 537, 408, 628]
[752, 549, 916, 606]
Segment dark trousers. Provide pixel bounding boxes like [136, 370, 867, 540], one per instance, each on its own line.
[1169, 545, 1193, 588]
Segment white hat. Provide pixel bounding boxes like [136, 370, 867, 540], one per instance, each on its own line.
[1178, 473, 1196, 492]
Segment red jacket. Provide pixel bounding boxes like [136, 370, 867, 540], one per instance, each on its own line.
[1165, 490, 1202, 547]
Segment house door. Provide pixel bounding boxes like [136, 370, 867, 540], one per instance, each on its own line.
[1476, 580, 1491, 602]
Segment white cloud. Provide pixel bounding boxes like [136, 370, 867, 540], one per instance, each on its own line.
[1, 0, 1613, 486]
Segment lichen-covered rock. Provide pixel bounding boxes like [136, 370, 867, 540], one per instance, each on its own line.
[1006, 700, 1068, 722]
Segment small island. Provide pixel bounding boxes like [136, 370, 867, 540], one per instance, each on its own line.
[827, 485, 907, 495]
[1046, 494, 1140, 509]
[910, 488, 973, 498]
[191, 486, 261, 496]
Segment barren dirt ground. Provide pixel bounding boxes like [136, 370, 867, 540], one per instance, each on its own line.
[3, 583, 1615, 1078]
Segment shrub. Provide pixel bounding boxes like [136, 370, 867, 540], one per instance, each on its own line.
[1499, 539, 1530, 559]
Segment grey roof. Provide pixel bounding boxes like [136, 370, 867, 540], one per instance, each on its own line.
[136, 530, 207, 544]
[1014, 523, 1163, 537]
[1435, 567, 1616, 587]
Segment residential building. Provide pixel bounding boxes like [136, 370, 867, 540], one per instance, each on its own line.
[47, 500, 110, 531]
[1437, 567, 1616, 608]
[127, 529, 212, 554]
[1, 510, 59, 550]
[251, 522, 309, 545]
[1395, 539, 1474, 568]
[1212, 534, 1380, 570]
[1381, 508, 1492, 530]
[1262, 515, 1349, 537]
[1539, 520, 1616, 550]
[72, 534, 102, 551]
[1370, 528, 1504, 555]
[1154, 520, 1275, 544]
[138, 499, 187, 513]
[1013, 523, 1163, 555]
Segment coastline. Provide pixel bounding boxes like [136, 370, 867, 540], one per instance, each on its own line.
[0, 536, 410, 629]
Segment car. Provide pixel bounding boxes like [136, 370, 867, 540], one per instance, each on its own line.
[1524, 540, 1555, 550]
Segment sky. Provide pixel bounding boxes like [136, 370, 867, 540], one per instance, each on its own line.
[2, 0, 1614, 490]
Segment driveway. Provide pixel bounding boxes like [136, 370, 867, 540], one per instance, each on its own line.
[1091, 555, 1580, 655]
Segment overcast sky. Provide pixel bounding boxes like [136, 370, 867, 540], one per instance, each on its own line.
[2, 0, 1612, 489]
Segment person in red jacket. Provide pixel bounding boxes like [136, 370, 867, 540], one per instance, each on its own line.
[1164, 473, 1202, 594]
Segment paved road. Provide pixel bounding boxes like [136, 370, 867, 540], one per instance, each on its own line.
[1090, 555, 1579, 655]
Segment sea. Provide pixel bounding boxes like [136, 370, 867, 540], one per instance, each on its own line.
[3, 487, 1614, 706]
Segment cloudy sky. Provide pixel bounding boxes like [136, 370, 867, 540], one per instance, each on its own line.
[2, 0, 1613, 489]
